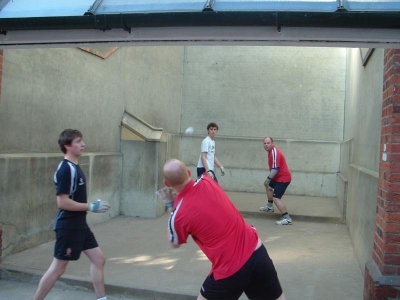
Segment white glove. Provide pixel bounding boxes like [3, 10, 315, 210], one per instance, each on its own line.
[220, 166, 225, 176]
[88, 199, 111, 213]
[264, 177, 271, 188]
[156, 187, 176, 204]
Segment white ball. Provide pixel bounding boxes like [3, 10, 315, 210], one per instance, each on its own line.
[184, 127, 194, 135]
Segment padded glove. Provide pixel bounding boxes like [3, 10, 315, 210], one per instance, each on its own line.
[156, 187, 176, 204]
[88, 199, 111, 213]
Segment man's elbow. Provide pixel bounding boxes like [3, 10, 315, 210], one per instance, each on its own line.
[57, 200, 65, 210]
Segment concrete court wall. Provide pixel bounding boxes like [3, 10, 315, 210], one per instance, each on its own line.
[180, 46, 346, 197]
[121, 133, 182, 218]
[0, 47, 184, 256]
[0, 153, 122, 257]
[339, 48, 383, 271]
[0, 46, 346, 257]
[0, 47, 184, 153]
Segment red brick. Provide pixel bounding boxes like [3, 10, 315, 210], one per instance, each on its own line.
[394, 66, 400, 76]
[384, 72, 391, 84]
[388, 192, 400, 202]
[382, 232, 400, 244]
[382, 125, 400, 134]
[391, 75, 400, 86]
[373, 286, 388, 298]
[382, 116, 388, 127]
[382, 254, 400, 265]
[391, 94, 400, 105]
[377, 206, 386, 219]
[387, 288, 399, 298]
[384, 212, 400, 222]
[380, 188, 388, 198]
[380, 162, 400, 173]
[381, 264, 397, 275]
[374, 243, 384, 258]
[384, 143, 400, 152]
[381, 221, 400, 233]
[375, 235, 399, 254]
[383, 201, 400, 211]
[386, 173, 400, 182]
[383, 88, 390, 101]
[381, 181, 400, 192]
[393, 55, 400, 64]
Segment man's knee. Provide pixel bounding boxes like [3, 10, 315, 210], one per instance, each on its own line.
[93, 253, 106, 267]
[50, 259, 68, 277]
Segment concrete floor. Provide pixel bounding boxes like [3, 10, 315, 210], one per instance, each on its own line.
[0, 192, 363, 300]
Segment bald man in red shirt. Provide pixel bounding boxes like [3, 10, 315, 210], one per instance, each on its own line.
[162, 159, 286, 300]
[260, 137, 292, 225]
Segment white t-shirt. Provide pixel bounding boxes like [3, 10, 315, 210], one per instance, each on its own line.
[197, 136, 215, 170]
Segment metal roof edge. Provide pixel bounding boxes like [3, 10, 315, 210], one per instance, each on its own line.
[0, 11, 400, 32]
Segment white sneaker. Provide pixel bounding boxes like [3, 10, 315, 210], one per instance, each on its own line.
[276, 216, 292, 225]
[259, 206, 274, 212]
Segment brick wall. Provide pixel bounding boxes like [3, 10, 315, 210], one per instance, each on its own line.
[364, 49, 400, 299]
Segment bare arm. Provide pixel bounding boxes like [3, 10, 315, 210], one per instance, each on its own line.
[57, 194, 88, 211]
[201, 152, 209, 171]
[201, 152, 214, 178]
[214, 155, 223, 169]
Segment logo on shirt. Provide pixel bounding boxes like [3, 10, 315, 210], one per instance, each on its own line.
[64, 248, 72, 257]
[79, 178, 84, 185]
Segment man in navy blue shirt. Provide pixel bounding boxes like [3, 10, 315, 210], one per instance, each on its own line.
[34, 129, 111, 300]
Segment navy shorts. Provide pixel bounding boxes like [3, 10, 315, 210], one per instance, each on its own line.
[54, 228, 98, 261]
[269, 181, 290, 199]
[200, 244, 283, 300]
[197, 167, 218, 183]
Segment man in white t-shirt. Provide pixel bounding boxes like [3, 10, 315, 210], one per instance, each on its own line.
[197, 122, 225, 182]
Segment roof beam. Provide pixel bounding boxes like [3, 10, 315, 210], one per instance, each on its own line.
[0, 26, 399, 49]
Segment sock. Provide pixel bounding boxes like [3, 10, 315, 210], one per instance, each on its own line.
[97, 297, 108, 300]
[282, 212, 288, 217]
[267, 201, 273, 207]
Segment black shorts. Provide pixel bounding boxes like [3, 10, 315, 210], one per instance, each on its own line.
[200, 244, 283, 300]
[269, 181, 290, 199]
[54, 228, 98, 261]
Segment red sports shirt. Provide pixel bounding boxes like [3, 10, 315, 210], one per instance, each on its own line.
[268, 146, 292, 182]
[168, 176, 258, 280]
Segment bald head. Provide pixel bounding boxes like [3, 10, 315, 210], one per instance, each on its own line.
[163, 159, 191, 188]
[263, 136, 274, 152]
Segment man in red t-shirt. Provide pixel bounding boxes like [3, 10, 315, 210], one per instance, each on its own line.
[260, 137, 293, 225]
[162, 159, 286, 300]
